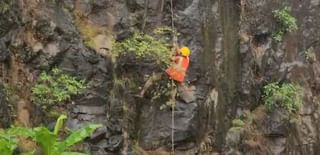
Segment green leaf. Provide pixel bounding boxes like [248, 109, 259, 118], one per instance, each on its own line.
[21, 151, 36, 155]
[58, 124, 102, 152]
[34, 127, 57, 155]
[7, 127, 35, 139]
[54, 114, 67, 135]
[0, 135, 17, 155]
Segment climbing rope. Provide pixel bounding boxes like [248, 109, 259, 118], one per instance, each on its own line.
[170, 0, 175, 154]
[170, 0, 178, 46]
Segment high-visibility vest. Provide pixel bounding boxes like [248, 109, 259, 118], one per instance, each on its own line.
[165, 56, 189, 83]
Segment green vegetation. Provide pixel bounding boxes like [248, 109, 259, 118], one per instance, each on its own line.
[31, 68, 86, 109]
[263, 82, 303, 113]
[111, 27, 178, 106]
[151, 78, 176, 110]
[272, 7, 298, 41]
[112, 32, 171, 66]
[231, 119, 245, 128]
[229, 118, 246, 131]
[3, 115, 101, 155]
[304, 47, 316, 63]
[0, 131, 18, 155]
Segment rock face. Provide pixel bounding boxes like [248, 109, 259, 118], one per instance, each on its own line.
[0, 83, 11, 128]
[0, 0, 320, 154]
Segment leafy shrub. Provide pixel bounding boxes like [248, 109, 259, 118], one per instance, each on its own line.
[263, 82, 303, 113]
[8, 115, 102, 155]
[272, 7, 298, 41]
[112, 32, 171, 66]
[32, 68, 86, 109]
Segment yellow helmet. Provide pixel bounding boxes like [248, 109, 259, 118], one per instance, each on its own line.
[180, 47, 190, 57]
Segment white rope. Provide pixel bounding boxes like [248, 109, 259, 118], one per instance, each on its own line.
[171, 83, 176, 155]
[170, 0, 175, 153]
[172, 100, 175, 154]
[170, 0, 174, 32]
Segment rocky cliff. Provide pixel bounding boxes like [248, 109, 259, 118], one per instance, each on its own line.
[0, 0, 320, 154]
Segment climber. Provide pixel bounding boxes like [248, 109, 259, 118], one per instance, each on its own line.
[136, 46, 190, 97]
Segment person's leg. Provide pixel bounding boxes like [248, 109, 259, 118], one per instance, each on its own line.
[139, 72, 163, 97]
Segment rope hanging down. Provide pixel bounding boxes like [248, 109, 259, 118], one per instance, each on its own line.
[170, 0, 178, 46]
[170, 0, 175, 154]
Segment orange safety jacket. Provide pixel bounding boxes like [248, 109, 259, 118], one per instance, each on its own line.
[165, 55, 190, 83]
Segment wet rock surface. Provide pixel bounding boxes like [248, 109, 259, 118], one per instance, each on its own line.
[0, 0, 320, 154]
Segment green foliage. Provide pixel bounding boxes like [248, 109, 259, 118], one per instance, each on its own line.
[8, 115, 102, 155]
[0, 131, 18, 155]
[53, 115, 67, 135]
[32, 68, 86, 109]
[272, 7, 298, 41]
[304, 47, 316, 63]
[231, 119, 245, 128]
[112, 32, 171, 66]
[149, 78, 176, 110]
[21, 151, 35, 155]
[263, 82, 303, 113]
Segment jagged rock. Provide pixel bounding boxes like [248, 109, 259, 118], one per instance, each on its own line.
[0, 40, 9, 62]
[106, 121, 122, 133]
[268, 137, 286, 155]
[95, 139, 109, 149]
[225, 128, 243, 147]
[90, 126, 108, 143]
[66, 119, 81, 130]
[178, 85, 196, 103]
[0, 0, 320, 154]
[0, 84, 11, 128]
[261, 108, 290, 136]
[73, 105, 106, 115]
[105, 135, 123, 151]
[77, 114, 97, 121]
[90, 147, 108, 155]
[225, 149, 243, 155]
[139, 100, 197, 149]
